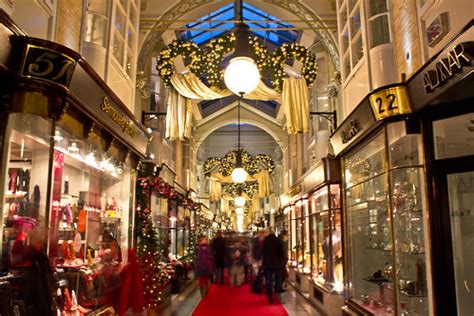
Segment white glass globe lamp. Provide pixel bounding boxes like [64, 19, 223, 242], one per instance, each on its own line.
[231, 166, 247, 183]
[224, 56, 260, 95]
[234, 195, 246, 207]
[235, 207, 244, 215]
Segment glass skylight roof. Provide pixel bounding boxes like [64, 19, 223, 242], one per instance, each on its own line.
[177, 2, 301, 46]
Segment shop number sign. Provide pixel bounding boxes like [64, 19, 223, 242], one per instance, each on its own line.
[21, 44, 76, 87]
[369, 86, 412, 121]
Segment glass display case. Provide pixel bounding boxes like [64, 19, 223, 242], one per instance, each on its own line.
[295, 202, 303, 269]
[303, 199, 311, 273]
[344, 123, 430, 315]
[290, 205, 297, 265]
[310, 184, 342, 290]
[0, 112, 136, 311]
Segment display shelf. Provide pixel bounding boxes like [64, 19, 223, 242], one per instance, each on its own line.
[365, 247, 391, 252]
[363, 276, 389, 284]
[400, 290, 427, 298]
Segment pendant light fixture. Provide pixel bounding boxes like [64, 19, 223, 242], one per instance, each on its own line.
[231, 96, 248, 183]
[234, 186, 246, 207]
[224, 0, 260, 95]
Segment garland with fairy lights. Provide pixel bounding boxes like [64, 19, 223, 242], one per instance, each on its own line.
[155, 39, 205, 86]
[223, 182, 259, 199]
[271, 43, 318, 91]
[156, 35, 317, 91]
[203, 149, 275, 177]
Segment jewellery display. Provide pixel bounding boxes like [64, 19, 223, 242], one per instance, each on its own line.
[344, 130, 430, 315]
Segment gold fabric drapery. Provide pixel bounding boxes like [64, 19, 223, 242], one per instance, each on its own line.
[209, 177, 222, 202]
[256, 170, 270, 198]
[281, 77, 309, 134]
[165, 87, 193, 140]
[171, 72, 308, 134]
[251, 195, 260, 219]
[170, 72, 280, 101]
[171, 73, 230, 100]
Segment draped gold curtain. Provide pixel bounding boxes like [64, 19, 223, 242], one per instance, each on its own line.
[170, 72, 280, 101]
[209, 177, 222, 202]
[281, 77, 309, 134]
[256, 170, 270, 198]
[165, 87, 193, 140]
[171, 72, 308, 134]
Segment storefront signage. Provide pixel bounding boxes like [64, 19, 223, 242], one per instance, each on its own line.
[407, 23, 473, 110]
[288, 184, 303, 199]
[369, 86, 412, 121]
[100, 96, 137, 137]
[330, 101, 376, 156]
[341, 119, 360, 143]
[423, 42, 472, 93]
[21, 44, 76, 88]
[69, 65, 149, 156]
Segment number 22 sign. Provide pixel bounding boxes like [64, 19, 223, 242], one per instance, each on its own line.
[368, 86, 412, 121]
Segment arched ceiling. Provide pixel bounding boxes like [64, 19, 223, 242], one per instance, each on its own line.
[138, 0, 339, 72]
[197, 124, 281, 162]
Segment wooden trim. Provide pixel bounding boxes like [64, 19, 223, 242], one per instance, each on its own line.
[0, 9, 28, 36]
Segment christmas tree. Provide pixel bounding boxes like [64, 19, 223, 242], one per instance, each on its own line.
[136, 179, 173, 309]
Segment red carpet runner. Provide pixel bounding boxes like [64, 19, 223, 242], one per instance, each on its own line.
[192, 281, 288, 316]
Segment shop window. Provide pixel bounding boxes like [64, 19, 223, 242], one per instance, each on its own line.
[344, 126, 430, 315]
[1, 113, 52, 270]
[310, 184, 342, 290]
[433, 113, 474, 160]
[0, 113, 136, 312]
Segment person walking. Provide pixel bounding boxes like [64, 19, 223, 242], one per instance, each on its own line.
[211, 231, 226, 284]
[262, 229, 285, 304]
[229, 241, 245, 288]
[251, 230, 266, 276]
[277, 230, 289, 292]
[195, 236, 214, 297]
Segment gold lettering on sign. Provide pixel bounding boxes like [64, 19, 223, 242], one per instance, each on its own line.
[101, 97, 137, 138]
[423, 42, 472, 93]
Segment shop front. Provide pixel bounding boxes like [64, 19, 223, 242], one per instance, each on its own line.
[0, 12, 149, 314]
[331, 84, 435, 314]
[406, 21, 473, 316]
[280, 157, 344, 315]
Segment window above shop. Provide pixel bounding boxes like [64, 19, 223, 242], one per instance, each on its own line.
[176, 2, 301, 47]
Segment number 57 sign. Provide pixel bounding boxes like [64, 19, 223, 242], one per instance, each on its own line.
[21, 44, 76, 88]
[369, 85, 412, 121]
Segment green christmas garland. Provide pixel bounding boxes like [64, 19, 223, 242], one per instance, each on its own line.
[223, 182, 259, 199]
[271, 43, 318, 91]
[203, 149, 275, 177]
[156, 35, 317, 90]
[155, 39, 205, 86]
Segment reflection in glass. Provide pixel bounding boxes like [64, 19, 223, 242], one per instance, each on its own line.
[448, 171, 474, 315]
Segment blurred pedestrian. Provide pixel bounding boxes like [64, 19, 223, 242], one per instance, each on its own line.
[251, 230, 267, 276]
[195, 236, 214, 297]
[229, 241, 244, 287]
[262, 229, 285, 304]
[211, 231, 226, 284]
[277, 230, 289, 292]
